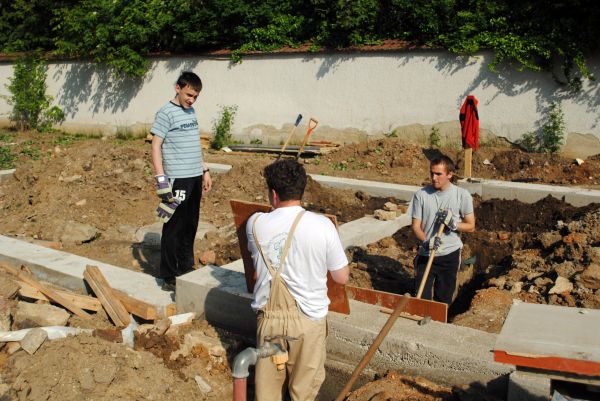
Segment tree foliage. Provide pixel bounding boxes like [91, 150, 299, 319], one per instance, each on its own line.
[0, 0, 598, 86]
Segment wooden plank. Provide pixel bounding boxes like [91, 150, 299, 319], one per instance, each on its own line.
[18, 281, 102, 312]
[113, 289, 157, 320]
[464, 148, 473, 178]
[0, 261, 91, 319]
[83, 265, 130, 327]
[230, 199, 272, 292]
[346, 285, 447, 323]
[230, 200, 350, 315]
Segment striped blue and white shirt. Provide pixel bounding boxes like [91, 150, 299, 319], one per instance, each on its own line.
[151, 101, 204, 178]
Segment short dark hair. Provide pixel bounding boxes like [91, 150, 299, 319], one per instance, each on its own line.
[431, 155, 455, 174]
[264, 159, 307, 201]
[177, 71, 202, 92]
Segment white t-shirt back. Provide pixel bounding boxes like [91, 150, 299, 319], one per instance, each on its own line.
[246, 206, 348, 320]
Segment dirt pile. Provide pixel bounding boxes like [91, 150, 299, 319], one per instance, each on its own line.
[293, 137, 600, 188]
[0, 268, 242, 401]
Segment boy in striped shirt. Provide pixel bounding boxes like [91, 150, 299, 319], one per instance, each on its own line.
[150, 71, 212, 291]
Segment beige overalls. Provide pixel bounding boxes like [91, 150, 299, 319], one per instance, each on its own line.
[252, 211, 327, 401]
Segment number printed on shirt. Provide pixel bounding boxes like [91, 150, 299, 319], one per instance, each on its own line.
[174, 189, 186, 202]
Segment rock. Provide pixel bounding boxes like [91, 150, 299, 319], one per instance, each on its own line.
[20, 328, 47, 354]
[482, 159, 491, 165]
[379, 237, 396, 248]
[533, 277, 552, 288]
[497, 232, 510, 241]
[548, 277, 573, 295]
[382, 202, 398, 212]
[78, 368, 95, 391]
[538, 232, 561, 249]
[374, 209, 397, 221]
[93, 328, 123, 343]
[554, 261, 577, 279]
[199, 250, 216, 265]
[487, 277, 506, 289]
[6, 342, 21, 354]
[13, 301, 70, 329]
[575, 158, 584, 166]
[510, 281, 523, 294]
[56, 220, 100, 245]
[588, 247, 600, 264]
[0, 297, 11, 331]
[577, 263, 600, 289]
[195, 375, 212, 393]
[171, 332, 227, 362]
[75, 199, 87, 207]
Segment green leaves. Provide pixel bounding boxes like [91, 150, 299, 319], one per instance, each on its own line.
[5, 53, 65, 132]
[0, 0, 597, 85]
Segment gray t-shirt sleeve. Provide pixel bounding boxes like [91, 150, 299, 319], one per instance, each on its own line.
[460, 188, 474, 217]
[151, 107, 171, 138]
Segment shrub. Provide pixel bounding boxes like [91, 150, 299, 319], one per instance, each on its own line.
[517, 102, 565, 153]
[5, 53, 65, 132]
[211, 105, 238, 150]
[429, 126, 441, 148]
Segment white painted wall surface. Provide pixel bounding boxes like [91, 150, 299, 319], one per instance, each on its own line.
[0, 50, 598, 147]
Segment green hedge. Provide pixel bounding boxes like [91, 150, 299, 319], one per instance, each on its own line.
[1, 0, 598, 88]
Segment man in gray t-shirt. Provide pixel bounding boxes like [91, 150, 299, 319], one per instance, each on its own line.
[410, 156, 475, 305]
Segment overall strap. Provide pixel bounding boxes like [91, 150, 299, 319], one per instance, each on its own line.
[252, 210, 306, 278]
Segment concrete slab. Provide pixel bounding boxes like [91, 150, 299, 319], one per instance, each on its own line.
[0, 235, 174, 317]
[494, 302, 600, 376]
[177, 262, 512, 387]
[507, 370, 551, 401]
[134, 221, 217, 248]
[309, 174, 420, 201]
[206, 162, 232, 174]
[0, 169, 15, 185]
[339, 214, 411, 249]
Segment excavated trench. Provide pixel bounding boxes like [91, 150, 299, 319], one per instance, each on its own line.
[347, 195, 600, 330]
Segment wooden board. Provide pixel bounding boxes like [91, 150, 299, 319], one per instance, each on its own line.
[113, 289, 157, 320]
[18, 281, 102, 312]
[0, 261, 91, 319]
[346, 285, 447, 323]
[230, 199, 350, 315]
[83, 265, 130, 327]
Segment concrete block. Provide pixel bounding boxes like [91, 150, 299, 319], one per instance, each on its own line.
[21, 327, 48, 354]
[0, 169, 15, 185]
[507, 370, 551, 401]
[135, 221, 216, 247]
[309, 173, 420, 201]
[564, 188, 600, 207]
[205, 162, 232, 175]
[458, 178, 483, 197]
[0, 235, 174, 317]
[481, 180, 571, 203]
[338, 214, 411, 249]
[13, 301, 70, 329]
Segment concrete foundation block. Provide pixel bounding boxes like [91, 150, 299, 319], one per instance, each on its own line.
[507, 370, 551, 401]
[0, 169, 15, 185]
[309, 174, 420, 201]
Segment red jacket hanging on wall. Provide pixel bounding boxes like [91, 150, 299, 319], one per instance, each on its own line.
[460, 95, 479, 151]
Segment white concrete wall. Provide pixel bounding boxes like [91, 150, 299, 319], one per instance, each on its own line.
[0, 50, 598, 148]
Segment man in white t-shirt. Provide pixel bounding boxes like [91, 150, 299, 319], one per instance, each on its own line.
[246, 158, 349, 401]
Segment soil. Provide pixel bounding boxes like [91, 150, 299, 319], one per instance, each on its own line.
[2, 130, 600, 400]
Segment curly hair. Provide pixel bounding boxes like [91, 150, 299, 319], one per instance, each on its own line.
[263, 159, 307, 201]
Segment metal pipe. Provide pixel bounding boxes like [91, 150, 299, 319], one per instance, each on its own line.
[232, 343, 286, 401]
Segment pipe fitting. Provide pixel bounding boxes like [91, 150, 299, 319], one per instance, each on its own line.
[232, 347, 258, 379]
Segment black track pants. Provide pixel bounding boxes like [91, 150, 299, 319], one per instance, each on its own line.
[413, 248, 461, 305]
[159, 175, 202, 280]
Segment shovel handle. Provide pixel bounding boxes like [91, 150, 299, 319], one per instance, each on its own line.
[296, 118, 319, 159]
[278, 114, 303, 159]
[334, 295, 410, 401]
[416, 223, 445, 299]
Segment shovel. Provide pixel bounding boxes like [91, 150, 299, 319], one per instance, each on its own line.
[296, 117, 318, 159]
[277, 114, 302, 159]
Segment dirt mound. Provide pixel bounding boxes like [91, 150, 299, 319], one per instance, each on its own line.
[295, 137, 600, 188]
[5, 335, 201, 401]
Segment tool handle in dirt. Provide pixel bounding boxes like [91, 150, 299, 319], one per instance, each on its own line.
[334, 295, 411, 401]
[295, 117, 319, 159]
[416, 223, 446, 299]
[277, 114, 302, 159]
